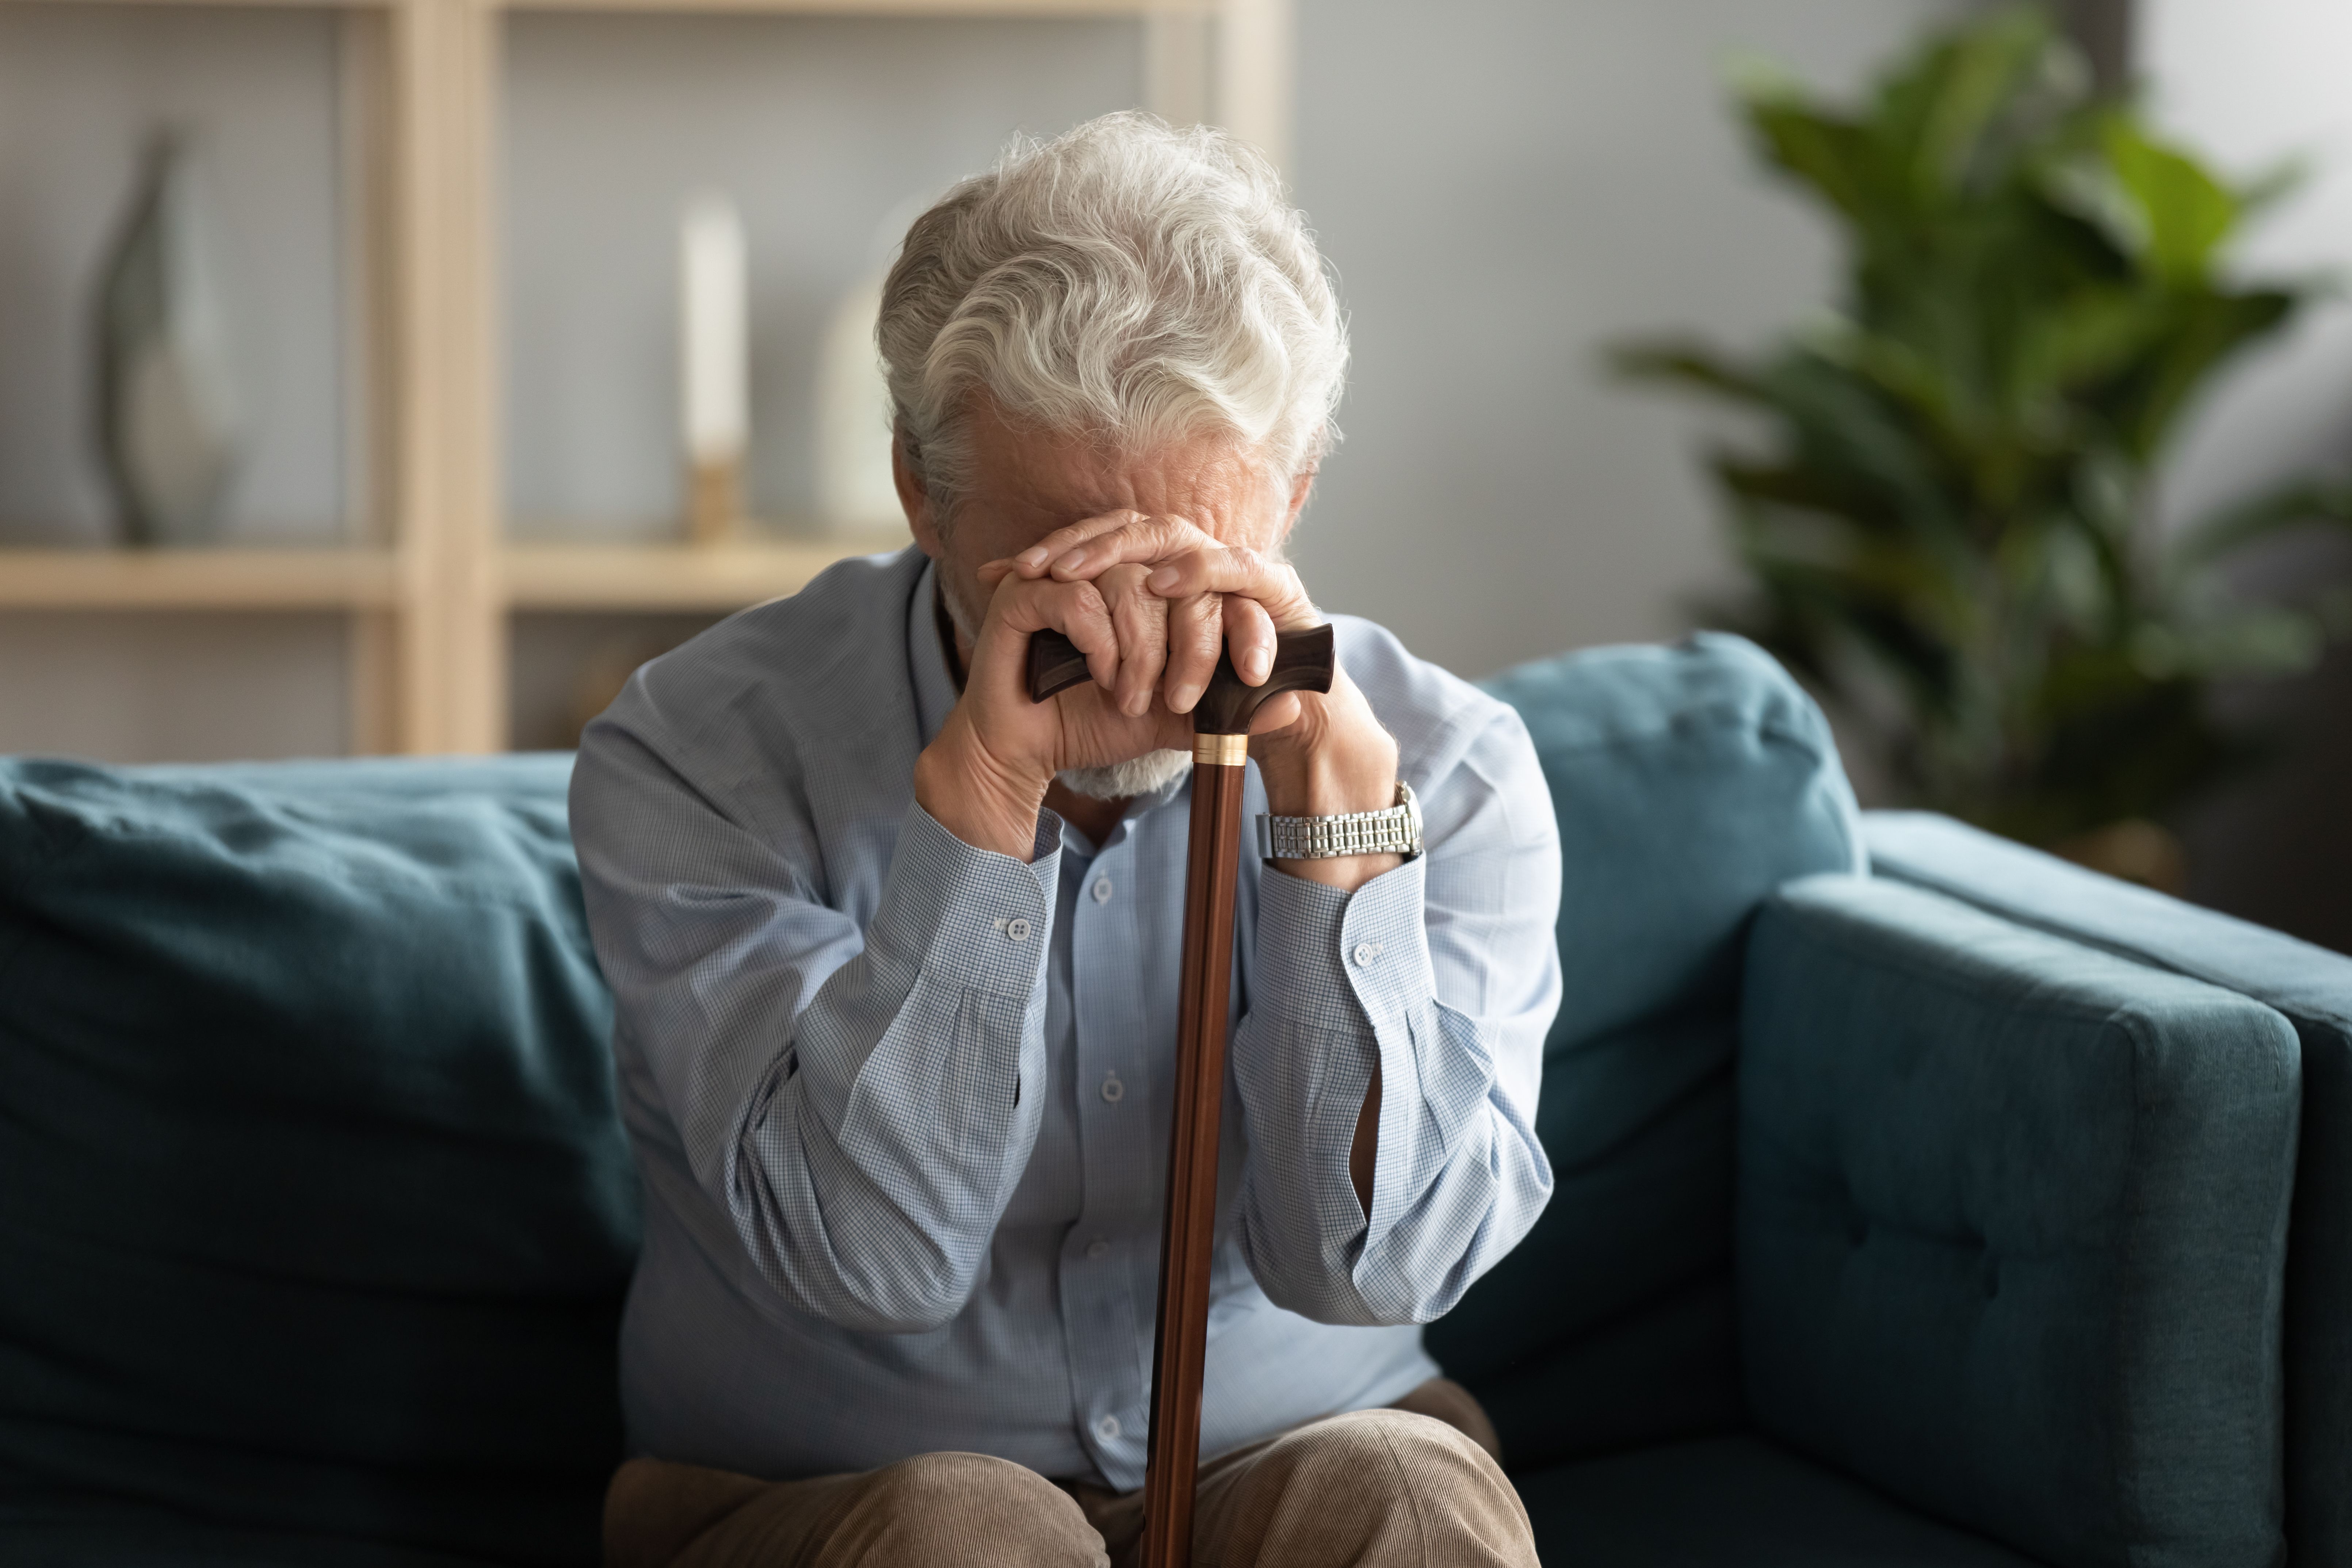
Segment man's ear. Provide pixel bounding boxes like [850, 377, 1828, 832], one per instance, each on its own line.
[1280, 464, 1317, 539]
[895, 429, 944, 559]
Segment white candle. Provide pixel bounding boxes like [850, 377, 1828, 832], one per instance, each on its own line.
[679, 192, 747, 463]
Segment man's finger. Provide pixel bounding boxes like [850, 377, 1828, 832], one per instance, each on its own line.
[1162, 591, 1225, 714]
[1145, 547, 1318, 629]
[1223, 594, 1277, 687]
[1043, 516, 1216, 581]
[1244, 691, 1303, 737]
[1004, 511, 1154, 577]
[1101, 565, 1170, 718]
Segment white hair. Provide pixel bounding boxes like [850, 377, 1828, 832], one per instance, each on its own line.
[879, 111, 1348, 519]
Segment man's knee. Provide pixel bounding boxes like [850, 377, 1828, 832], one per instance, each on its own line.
[840, 1452, 1105, 1567]
[1216, 1409, 1537, 1568]
[1268, 1407, 1498, 1494]
[859, 1450, 1063, 1517]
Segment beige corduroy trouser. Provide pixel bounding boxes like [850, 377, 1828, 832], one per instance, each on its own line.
[603, 1378, 1539, 1568]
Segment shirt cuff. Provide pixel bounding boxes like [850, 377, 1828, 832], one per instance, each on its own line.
[863, 800, 1061, 998]
[1254, 855, 1436, 1027]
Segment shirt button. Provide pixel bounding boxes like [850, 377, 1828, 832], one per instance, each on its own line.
[1100, 1073, 1125, 1104]
[1005, 918, 1032, 942]
[1092, 877, 1114, 904]
[1095, 1415, 1122, 1442]
[1086, 1238, 1110, 1259]
[1352, 942, 1381, 966]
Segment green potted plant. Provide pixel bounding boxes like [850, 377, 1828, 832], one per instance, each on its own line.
[1619, 5, 2351, 883]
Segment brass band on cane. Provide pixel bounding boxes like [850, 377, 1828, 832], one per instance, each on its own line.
[1193, 733, 1250, 766]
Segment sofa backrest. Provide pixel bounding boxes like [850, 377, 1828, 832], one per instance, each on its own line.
[0, 755, 635, 1567]
[1429, 632, 1863, 1467]
[0, 632, 1864, 1552]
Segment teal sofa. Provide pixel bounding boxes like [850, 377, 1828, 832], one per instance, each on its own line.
[3, 633, 2345, 1568]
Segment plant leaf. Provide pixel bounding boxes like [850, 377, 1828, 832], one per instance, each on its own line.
[2100, 116, 2239, 283]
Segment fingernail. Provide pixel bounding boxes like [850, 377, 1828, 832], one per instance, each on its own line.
[1016, 547, 1049, 569]
[1246, 649, 1271, 682]
[1053, 549, 1088, 574]
[1148, 567, 1179, 592]
[1169, 684, 1198, 712]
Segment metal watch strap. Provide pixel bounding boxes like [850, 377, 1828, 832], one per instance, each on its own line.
[1255, 781, 1423, 861]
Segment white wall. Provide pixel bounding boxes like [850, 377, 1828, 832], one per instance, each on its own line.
[1286, 0, 1958, 679]
[2140, 0, 2352, 524]
[2138, 0, 2352, 951]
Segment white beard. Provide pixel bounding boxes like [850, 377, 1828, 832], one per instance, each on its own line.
[1058, 750, 1193, 801]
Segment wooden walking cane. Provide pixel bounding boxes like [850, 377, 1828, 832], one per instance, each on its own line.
[1028, 622, 1337, 1568]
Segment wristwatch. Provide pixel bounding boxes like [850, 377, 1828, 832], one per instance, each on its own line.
[1256, 781, 1423, 861]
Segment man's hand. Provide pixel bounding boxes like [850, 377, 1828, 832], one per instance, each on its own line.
[914, 562, 1179, 860]
[995, 513, 1404, 893]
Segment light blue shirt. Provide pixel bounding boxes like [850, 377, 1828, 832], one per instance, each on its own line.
[570, 547, 1561, 1489]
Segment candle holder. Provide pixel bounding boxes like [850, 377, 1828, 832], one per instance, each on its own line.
[684, 453, 743, 546]
[678, 191, 748, 548]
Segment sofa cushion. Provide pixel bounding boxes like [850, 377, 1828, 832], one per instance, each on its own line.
[1, 1499, 500, 1568]
[0, 756, 635, 1568]
[1434, 632, 1863, 1465]
[1865, 811, 2352, 1568]
[1741, 875, 2299, 1568]
[1516, 1433, 2037, 1568]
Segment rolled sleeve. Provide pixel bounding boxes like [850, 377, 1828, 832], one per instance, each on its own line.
[752, 801, 1063, 1330]
[1230, 708, 1559, 1328]
[574, 707, 1068, 1333]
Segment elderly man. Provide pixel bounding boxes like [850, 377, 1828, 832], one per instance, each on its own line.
[572, 112, 1561, 1568]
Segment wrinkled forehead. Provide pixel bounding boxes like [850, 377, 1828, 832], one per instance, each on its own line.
[957, 399, 1286, 548]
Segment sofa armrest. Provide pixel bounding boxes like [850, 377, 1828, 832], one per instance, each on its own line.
[1739, 874, 2298, 1568]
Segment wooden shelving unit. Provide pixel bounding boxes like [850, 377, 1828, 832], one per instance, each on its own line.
[501, 534, 909, 610]
[0, 0, 1291, 754]
[0, 548, 400, 610]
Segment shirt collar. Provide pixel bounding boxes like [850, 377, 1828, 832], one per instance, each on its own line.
[908, 557, 960, 750]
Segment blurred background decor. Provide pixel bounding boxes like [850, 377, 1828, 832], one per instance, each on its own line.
[95, 129, 245, 548]
[1, 0, 2348, 951]
[677, 189, 748, 545]
[1619, 5, 2352, 887]
[813, 193, 927, 538]
[815, 265, 909, 537]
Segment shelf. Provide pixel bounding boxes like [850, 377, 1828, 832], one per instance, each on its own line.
[503, 0, 1198, 14]
[499, 534, 909, 610]
[53, 0, 1201, 14]
[0, 538, 908, 613]
[0, 547, 400, 611]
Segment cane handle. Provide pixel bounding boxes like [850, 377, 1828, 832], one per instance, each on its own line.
[1025, 625, 1335, 733]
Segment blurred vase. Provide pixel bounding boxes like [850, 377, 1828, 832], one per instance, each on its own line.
[813, 271, 904, 536]
[95, 131, 244, 547]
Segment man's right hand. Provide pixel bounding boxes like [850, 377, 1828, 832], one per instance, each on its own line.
[915, 558, 1195, 860]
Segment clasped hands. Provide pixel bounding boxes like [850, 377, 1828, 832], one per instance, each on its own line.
[913, 512, 1402, 890]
